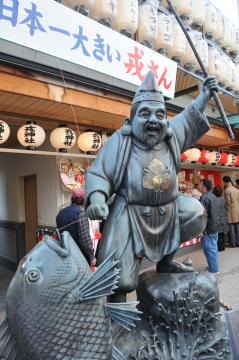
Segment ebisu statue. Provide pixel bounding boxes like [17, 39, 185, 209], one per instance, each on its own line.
[85, 70, 218, 302]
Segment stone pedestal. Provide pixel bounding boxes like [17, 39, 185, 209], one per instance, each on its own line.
[114, 271, 232, 359]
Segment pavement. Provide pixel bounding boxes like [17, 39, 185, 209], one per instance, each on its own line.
[0, 245, 239, 322]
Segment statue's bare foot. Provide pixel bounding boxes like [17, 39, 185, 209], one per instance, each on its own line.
[156, 260, 194, 273]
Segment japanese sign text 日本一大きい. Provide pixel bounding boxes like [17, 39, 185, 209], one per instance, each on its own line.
[0, 0, 177, 98]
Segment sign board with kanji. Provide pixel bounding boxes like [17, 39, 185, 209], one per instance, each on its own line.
[0, 0, 177, 98]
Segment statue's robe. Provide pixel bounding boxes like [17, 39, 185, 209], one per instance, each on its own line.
[85, 102, 209, 292]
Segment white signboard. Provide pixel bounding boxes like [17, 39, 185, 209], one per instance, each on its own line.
[0, 0, 177, 98]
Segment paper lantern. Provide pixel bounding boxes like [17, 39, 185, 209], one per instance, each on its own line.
[206, 151, 221, 164]
[203, 2, 217, 39]
[191, 0, 206, 28]
[163, 0, 193, 18]
[208, 45, 222, 79]
[213, 10, 224, 43]
[77, 131, 102, 152]
[0, 120, 10, 144]
[184, 148, 201, 162]
[63, 0, 95, 16]
[226, 154, 236, 166]
[225, 60, 236, 91]
[198, 149, 209, 163]
[234, 155, 239, 166]
[217, 52, 228, 86]
[169, 17, 187, 63]
[114, 0, 138, 38]
[182, 30, 198, 71]
[230, 26, 239, 56]
[17, 121, 45, 150]
[50, 125, 76, 152]
[220, 17, 233, 50]
[137, 0, 158, 49]
[156, 12, 173, 56]
[181, 152, 187, 161]
[219, 152, 228, 165]
[92, 0, 118, 28]
[194, 32, 208, 73]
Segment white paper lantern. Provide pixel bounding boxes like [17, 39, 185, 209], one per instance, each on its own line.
[214, 11, 224, 43]
[17, 122, 45, 149]
[137, 0, 158, 49]
[208, 45, 221, 79]
[220, 17, 233, 50]
[169, 17, 187, 63]
[114, 0, 138, 38]
[203, 2, 217, 39]
[77, 132, 102, 152]
[92, 0, 118, 28]
[191, 0, 206, 28]
[63, 0, 95, 16]
[50, 125, 76, 152]
[184, 148, 201, 162]
[226, 154, 236, 166]
[0, 120, 10, 144]
[194, 32, 208, 73]
[206, 151, 221, 164]
[181, 30, 198, 71]
[156, 12, 173, 56]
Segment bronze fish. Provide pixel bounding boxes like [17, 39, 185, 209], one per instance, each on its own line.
[0, 232, 140, 360]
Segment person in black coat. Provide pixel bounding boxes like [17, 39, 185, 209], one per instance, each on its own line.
[212, 186, 229, 251]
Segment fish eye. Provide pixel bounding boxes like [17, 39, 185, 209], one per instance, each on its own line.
[26, 269, 40, 283]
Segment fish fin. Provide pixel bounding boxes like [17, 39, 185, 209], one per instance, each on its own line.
[70, 251, 120, 302]
[112, 345, 126, 360]
[0, 318, 17, 360]
[104, 302, 142, 331]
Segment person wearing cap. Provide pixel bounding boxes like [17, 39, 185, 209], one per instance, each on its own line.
[223, 175, 239, 247]
[85, 70, 218, 301]
[56, 188, 96, 266]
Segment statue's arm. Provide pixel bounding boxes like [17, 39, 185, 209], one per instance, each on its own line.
[85, 132, 120, 220]
[170, 76, 219, 152]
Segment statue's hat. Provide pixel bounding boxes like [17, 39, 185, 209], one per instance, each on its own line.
[132, 70, 165, 105]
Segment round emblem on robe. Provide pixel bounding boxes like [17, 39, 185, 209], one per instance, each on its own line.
[143, 159, 171, 192]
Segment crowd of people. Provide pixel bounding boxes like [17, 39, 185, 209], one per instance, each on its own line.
[199, 175, 239, 275]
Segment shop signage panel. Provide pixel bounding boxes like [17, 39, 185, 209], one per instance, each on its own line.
[0, 0, 177, 98]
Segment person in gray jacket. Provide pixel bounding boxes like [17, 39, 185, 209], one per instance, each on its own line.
[200, 179, 220, 274]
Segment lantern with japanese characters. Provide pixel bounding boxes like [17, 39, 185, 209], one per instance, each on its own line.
[184, 148, 201, 162]
[115, 0, 138, 38]
[137, 0, 158, 49]
[163, 0, 193, 20]
[63, 0, 95, 16]
[50, 125, 76, 152]
[229, 25, 239, 57]
[156, 11, 173, 56]
[206, 151, 221, 164]
[225, 59, 236, 91]
[203, 2, 217, 40]
[17, 121, 45, 150]
[194, 32, 208, 74]
[220, 17, 233, 51]
[191, 0, 205, 29]
[77, 131, 102, 152]
[217, 51, 228, 86]
[182, 30, 198, 71]
[213, 10, 224, 43]
[0, 120, 10, 145]
[208, 45, 222, 79]
[92, 0, 118, 28]
[234, 63, 239, 94]
[169, 17, 187, 63]
[226, 154, 236, 166]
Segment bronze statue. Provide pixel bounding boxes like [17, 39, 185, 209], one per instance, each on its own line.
[85, 70, 219, 301]
[0, 232, 140, 359]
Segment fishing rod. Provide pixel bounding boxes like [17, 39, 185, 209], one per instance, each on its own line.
[166, 0, 235, 140]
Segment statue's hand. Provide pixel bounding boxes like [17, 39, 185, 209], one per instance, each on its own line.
[86, 192, 109, 220]
[195, 76, 219, 112]
[201, 76, 219, 102]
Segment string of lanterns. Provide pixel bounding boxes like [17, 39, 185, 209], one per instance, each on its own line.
[182, 148, 239, 166]
[0, 120, 102, 153]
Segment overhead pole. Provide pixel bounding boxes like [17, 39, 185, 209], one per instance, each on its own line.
[166, 0, 235, 140]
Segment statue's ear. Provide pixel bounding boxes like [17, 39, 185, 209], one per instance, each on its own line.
[166, 121, 173, 139]
[122, 117, 132, 136]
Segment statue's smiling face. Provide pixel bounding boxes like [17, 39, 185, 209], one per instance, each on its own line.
[132, 101, 167, 148]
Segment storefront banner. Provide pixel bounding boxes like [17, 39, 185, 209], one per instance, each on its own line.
[0, 0, 177, 98]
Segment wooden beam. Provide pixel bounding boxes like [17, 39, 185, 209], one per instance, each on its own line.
[0, 68, 131, 117]
[0, 147, 96, 158]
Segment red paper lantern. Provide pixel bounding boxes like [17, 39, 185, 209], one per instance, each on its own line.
[220, 152, 228, 165]
[234, 155, 239, 166]
[207, 151, 221, 164]
[198, 149, 209, 163]
[181, 152, 187, 161]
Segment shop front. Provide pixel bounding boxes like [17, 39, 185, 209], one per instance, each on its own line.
[0, 0, 239, 267]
